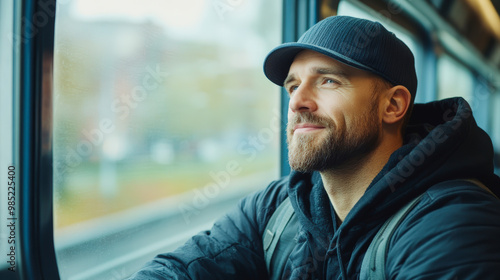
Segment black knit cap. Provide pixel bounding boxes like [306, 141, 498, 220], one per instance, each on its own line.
[263, 16, 417, 97]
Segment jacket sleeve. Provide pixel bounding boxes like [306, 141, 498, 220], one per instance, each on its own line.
[127, 177, 289, 280]
[386, 183, 500, 280]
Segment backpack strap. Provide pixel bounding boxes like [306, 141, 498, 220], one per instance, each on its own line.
[263, 197, 298, 280]
[360, 194, 424, 280]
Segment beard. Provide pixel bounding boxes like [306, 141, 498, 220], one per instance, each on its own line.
[286, 101, 381, 172]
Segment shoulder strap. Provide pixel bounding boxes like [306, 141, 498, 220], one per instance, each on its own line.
[262, 197, 298, 280]
[360, 194, 424, 280]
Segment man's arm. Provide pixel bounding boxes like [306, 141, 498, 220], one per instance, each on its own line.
[127, 177, 289, 280]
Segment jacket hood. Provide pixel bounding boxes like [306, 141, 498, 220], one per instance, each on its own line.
[287, 97, 500, 241]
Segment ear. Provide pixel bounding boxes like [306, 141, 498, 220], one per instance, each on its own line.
[382, 86, 411, 125]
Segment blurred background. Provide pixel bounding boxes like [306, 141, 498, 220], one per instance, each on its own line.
[52, 0, 281, 278]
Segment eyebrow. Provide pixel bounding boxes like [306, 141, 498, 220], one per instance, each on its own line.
[283, 67, 349, 87]
[313, 67, 348, 78]
[283, 74, 297, 88]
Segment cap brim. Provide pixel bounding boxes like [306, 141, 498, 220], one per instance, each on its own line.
[263, 42, 379, 87]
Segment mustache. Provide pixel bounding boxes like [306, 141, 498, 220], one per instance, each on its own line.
[287, 112, 333, 132]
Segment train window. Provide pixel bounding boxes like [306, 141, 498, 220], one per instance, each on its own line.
[436, 53, 474, 102]
[52, 0, 281, 279]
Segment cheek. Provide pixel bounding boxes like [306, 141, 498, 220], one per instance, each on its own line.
[287, 111, 294, 128]
[320, 100, 348, 127]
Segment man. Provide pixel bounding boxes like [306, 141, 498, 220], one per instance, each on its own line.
[129, 16, 500, 279]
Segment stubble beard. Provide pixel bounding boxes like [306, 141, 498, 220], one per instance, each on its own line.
[286, 102, 381, 172]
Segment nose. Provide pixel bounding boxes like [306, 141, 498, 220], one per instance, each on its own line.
[288, 85, 317, 113]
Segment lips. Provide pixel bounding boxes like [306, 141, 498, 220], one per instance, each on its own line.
[293, 123, 325, 133]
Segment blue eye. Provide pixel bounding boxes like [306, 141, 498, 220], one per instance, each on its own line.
[288, 85, 299, 94]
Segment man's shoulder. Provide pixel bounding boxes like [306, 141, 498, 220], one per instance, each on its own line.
[244, 175, 290, 210]
[247, 171, 318, 212]
[424, 179, 499, 203]
[389, 178, 500, 251]
[385, 179, 500, 278]
[405, 179, 500, 225]
[235, 175, 291, 226]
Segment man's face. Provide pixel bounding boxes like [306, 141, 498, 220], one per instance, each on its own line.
[285, 50, 383, 172]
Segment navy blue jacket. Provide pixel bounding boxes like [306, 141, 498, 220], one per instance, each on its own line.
[129, 97, 500, 279]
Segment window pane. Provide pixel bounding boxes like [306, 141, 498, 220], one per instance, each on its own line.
[436, 54, 474, 101]
[52, 0, 281, 279]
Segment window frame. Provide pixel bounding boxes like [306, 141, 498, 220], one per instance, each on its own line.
[16, 0, 59, 279]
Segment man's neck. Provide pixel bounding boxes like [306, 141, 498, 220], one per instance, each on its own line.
[320, 140, 402, 224]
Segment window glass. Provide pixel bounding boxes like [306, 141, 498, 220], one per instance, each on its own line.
[435, 53, 496, 133]
[52, 0, 281, 279]
[436, 53, 474, 101]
